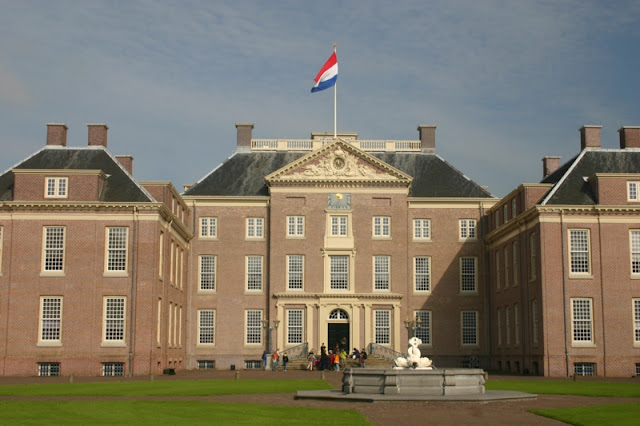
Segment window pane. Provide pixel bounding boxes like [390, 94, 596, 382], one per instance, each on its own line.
[105, 298, 125, 341]
[330, 256, 349, 290]
[247, 256, 263, 290]
[374, 256, 390, 290]
[375, 310, 390, 344]
[199, 310, 215, 344]
[462, 311, 478, 345]
[288, 255, 303, 289]
[200, 256, 216, 290]
[246, 310, 262, 344]
[107, 227, 127, 271]
[572, 299, 592, 342]
[461, 257, 476, 292]
[287, 310, 303, 344]
[41, 297, 61, 341]
[570, 230, 590, 273]
[44, 227, 64, 271]
[415, 257, 430, 292]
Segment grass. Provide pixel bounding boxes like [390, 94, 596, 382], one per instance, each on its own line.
[530, 402, 640, 426]
[0, 401, 371, 425]
[0, 379, 330, 397]
[486, 380, 640, 398]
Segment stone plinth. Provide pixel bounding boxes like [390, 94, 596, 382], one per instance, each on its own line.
[342, 368, 485, 396]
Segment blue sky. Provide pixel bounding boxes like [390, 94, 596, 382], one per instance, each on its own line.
[1, 1, 639, 197]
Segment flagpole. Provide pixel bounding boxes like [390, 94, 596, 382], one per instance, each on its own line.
[333, 43, 337, 139]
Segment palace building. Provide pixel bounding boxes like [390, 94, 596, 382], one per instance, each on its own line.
[0, 122, 639, 377]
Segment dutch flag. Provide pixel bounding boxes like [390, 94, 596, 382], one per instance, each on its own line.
[311, 51, 338, 93]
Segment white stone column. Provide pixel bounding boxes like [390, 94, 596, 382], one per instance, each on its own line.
[393, 303, 401, 351]
[305, 303, 315, 351]
[351, 303, 361, 350]
[363, 304, 372, 346]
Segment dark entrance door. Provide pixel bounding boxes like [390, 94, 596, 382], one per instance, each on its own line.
[328, 323, 349, 353]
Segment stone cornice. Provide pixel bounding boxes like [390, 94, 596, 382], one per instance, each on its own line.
[274, 292, 404, 300]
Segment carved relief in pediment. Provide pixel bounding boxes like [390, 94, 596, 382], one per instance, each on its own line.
[285, 148, 389, 180]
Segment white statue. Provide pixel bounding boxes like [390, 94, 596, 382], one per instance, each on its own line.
[394, 337, 433, 369]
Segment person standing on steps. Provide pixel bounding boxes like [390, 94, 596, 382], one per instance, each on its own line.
[360, 348, 367, 368]
[282, 352, 289, 372]
[271, 350, 280, 371]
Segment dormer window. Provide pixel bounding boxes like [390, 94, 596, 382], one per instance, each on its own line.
[45, 177, 68, 198]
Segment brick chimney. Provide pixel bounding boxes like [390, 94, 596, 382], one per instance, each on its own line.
[618, 126, 640, 149]
[87, 123, 108, 147]
[46, 123, 68, 146]
[235, 123, 254, 152]
[542, 156, 561, 178]
[579, 125, 601, 150]
[417, 124, 436, 153]
[116, 155, 134, 175]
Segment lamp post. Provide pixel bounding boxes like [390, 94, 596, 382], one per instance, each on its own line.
[404, 315, 423, 338]
[262, 317, 281, 356]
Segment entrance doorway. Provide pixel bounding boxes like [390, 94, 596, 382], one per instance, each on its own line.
[328, 323, 349, 353]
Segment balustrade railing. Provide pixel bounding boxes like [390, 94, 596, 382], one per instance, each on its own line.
[279, 342, 309, 360]
[367, 343, 406, 362]
[250, 139, 421, 152]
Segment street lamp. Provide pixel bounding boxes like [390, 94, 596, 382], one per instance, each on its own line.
[404, 315, 422, 338]
[262, 318, 281, 355]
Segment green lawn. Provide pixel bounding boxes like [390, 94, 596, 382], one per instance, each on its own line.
[486, 380, 640, 398]
[0, 379, 331, 397]
[0, 401, 371, 425]
[531, 402, 640, 426]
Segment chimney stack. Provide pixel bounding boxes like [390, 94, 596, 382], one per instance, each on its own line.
[579, 125, 601, 150]
[235, 123, 254, 152]
[618, 126, 640, 149]
[116, 155, 134, 175]
[542, 156, 561, 178]
[87, 123, 109, 147]
[417, 124, 436, 153]
[46, 123, 68, 146]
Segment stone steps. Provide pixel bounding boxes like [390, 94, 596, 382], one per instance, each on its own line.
[284, 354, 393, 371]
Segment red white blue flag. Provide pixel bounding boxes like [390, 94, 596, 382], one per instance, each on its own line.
[311, 51, 338, 93]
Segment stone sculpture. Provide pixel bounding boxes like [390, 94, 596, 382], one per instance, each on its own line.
[394, 336, 433, 369]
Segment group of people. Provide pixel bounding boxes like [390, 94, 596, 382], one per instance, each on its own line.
[306, 344, 367, 371]
[262, 349, 290, 371]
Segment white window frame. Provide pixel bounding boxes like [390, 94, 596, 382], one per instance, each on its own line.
[511, 198, 517, 218]
[105, 227, 128, 274]
[246, 217, 264, 239]
[372, 216, 390, 238]
[529, 233, 537, 281]
[631, 230, 640, 276]
[45, 177, 68, 198]
[42, 226, 65, 273]
[102, 362, 124, 376]
[330, 215, 348, 236]
[373, 255, 390, 291]
[461, 311, 478, 346]
[287, 216, 305, 237]
[514, 303, 520, 345]
[158, 232, 164, 278]
[532, 299, 539, 345]
[504, 247, 510, 288]
[512, 241, 519, 286]
[156, 298, 162, 346]
[505, 306, 511, 346]
[460, 257, 477, 293]
[633, 299, 640, 347]
[245, 310, 262, 345]
[414, 256, 431, 293]
[497, 308, 502, 346]
[39, 296, 62, 345]
[287, 255, 304, 290]
[571, 298, 594, 346]
[199, 255, 216, 292]
[198, 309, 215, 345]
[414, 310, 432, 346]
[102, 297, 126, 346]
[628, 181, 639, 201]
[569, 229, 591, 276]
[495, 251, 501, 290]
[413, 219, 431, 241]
[460, 219, 477, 240]
[38, 362, 60, 376]
[374, 310, 391, 345]
[330, 255, 349, 290]
[200, 217, 217, 238]
[246, 255, 263, 292]
[287, 309, 303, 344]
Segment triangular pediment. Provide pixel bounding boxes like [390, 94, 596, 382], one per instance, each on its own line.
[265, 139, 412, 187]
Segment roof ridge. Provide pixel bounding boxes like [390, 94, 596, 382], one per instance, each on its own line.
[540, 149, 588, 205]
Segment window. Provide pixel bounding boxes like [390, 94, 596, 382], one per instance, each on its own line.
[415, 311, 431, 345]
[569, 229, 590, 274]
[39, 297, 62, 343]
[330, 216, 348, 236]
[43, 226, 65, 272]
[200, 217, 217, 238]
[512, 242, 519, 286]
[45, 177, 67, 198]
[495, 212, 500, 229]
[103, 297, 126, 343]
[106, 227, 128, 272]
[511, 198, 517, 218]
[497, 309, 502, 346]
[413, 219, 430, 240]
[532, 299, 539, 345]
[287, 310, 303, 344]
[505, 306, 511, 345]
[374, 256, 390, 291]
[287, 216, 304, 237]
[246, 218, 264, 238]
[636, 364, 640, 377]
[157, 299, 162, 345]
[574, 363, 596, 376]
[631, 231, 640, 275]
[199, 255, 216, 291]
[504, 247, 509, 288]
[245, 310, 262, 344]
[330, 256, 349, 290]
[514, 303, 520, 345]
[198, 310, 215, 345]
[495, 251, 501, 290]
[629, 182, 639, 201]
[503, 205, 508, 222]
[529, 233, 537, 281]
[158, 232, 164, 278]
[197, 360, 215, 369]
[634, 299, 640, 345]
[246, 256, 263, 291]
[38, 362, 60, 376]
[414, 257, 431, 292]
[461, 311, 478, 346]
[103, 362, 124, 376]
[373, 216, 390, 237]
[374, 310, 391, 344]
[287, 255, 304, 290]
[245, 360, 262, 369]
[460, 257, 477, 292]
[460, 219, 476, 239]
[572, 298, 593, 344]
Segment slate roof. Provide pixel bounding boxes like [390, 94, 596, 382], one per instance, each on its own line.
[541, 149, 640, 205]
[0, 147, 153, 202]
[184, 150, 493, 198]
